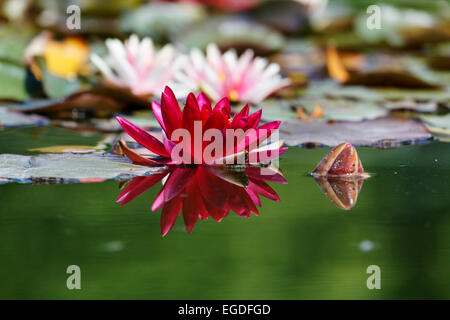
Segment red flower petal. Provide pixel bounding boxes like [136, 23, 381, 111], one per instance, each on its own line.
[163, 167, 197, 202]
[117, 140, 163, 165]
[197, 92, 211, 111]
[161, 196, 182, 237]
[183, 93, 202, 134]
[151, 101, 167, 133]
[161, 86, 183, 139]
[213, 97, 231, 118]
[116, 117, 169, 157]
[117, 173, 167, 206]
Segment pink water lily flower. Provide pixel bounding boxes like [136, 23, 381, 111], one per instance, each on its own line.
[171, 43, 291, 104]
[116, 86, 286, 165]
[91, 34, 182, 96]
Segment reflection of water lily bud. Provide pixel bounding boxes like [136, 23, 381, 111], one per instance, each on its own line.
[313, 176, 365, 210]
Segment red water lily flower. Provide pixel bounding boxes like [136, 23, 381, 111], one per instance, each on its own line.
[117, 165, 287, 236]
[116, 86, 286, 165]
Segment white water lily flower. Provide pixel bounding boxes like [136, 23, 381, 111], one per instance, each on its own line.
[171, 43, 291, 104]
[91, 34, 182, 96]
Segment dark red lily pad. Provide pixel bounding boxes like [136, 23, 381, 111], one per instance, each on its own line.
[280, 117, 432, 148]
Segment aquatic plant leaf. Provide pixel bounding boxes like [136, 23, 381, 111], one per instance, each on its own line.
[326, 46, 441, 89]
[280, 117, 432, 147]
[0, 61, 30, 100]
[0, 153, 165, 184]
[299, 98, 388, 121]
[7, 86, 149, 120]
[0, 107, 49, 128]
[28, 145, 98, 154]
[36, 57, 81, 99]
[0, 26, 32, 64]
[382, 100, 438, 113]
[419, 114, 450, 142]
[303, 82, 450, 105]
[175, 17, 285, 54]
[120, 3, 206, 41]
[344, 70, 441, 89]
[251, 0, 309, 34]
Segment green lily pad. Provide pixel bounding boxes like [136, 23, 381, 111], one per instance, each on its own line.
[419, 114, 450, 141]
[300, 98, 388, 121]
[36, 57, 81, 99]
[254, 97, 387, 122]
[0, 153, 165, 184]
[120, 2, 206, 41]
[175, 17, 285, 54]
[304, 82, 450, 106]
[0, 61, 30, 100]
[0, 26, 32, 64]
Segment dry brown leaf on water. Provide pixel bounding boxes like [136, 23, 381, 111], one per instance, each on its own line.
[296, 105, 324, 121]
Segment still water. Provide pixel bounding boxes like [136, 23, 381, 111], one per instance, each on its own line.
[0, 126, 449, 299]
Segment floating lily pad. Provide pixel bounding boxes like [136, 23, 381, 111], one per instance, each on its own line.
[344, 69, 441, 89]
[37, 57, 81, 99]
[120, 3, 206, 41]
[28, 145, 98, 154]
[326, 46, 442, 89]
[7, 86, 150, 119]
[304, 82, 450, 106]
[175, 17, 285, 54]
[300, 98, 387, 121]
[382, 100, 438, 113]
[419, 114, 450, 141]
[355, 4, 446, 47]
[0, 26, 32, 64]
[0, 61, 30, 100]
[0, 153, 165, 184]
[0, 107, 49, 128]
[251, 0, 309, 34]
[256, 98, 387, 122]
[280, 117, 432, 148]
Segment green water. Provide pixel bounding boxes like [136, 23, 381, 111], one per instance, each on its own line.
[0, 127, 449, 299]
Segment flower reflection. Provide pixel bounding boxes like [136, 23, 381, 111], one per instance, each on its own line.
[311, 142, 370, 210]
[117, 165, 286, 236]
[313, 176, 367, 210]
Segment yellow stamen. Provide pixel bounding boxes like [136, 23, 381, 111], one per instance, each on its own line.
[218, 71, 226, 83]
[228, 89, 239, 102]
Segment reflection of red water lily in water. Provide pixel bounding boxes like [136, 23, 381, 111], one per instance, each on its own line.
[117, 165, 286, 236]
[116, 86, 286, 165]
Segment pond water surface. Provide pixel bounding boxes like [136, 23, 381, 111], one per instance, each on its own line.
[0, 126, 449, 299]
